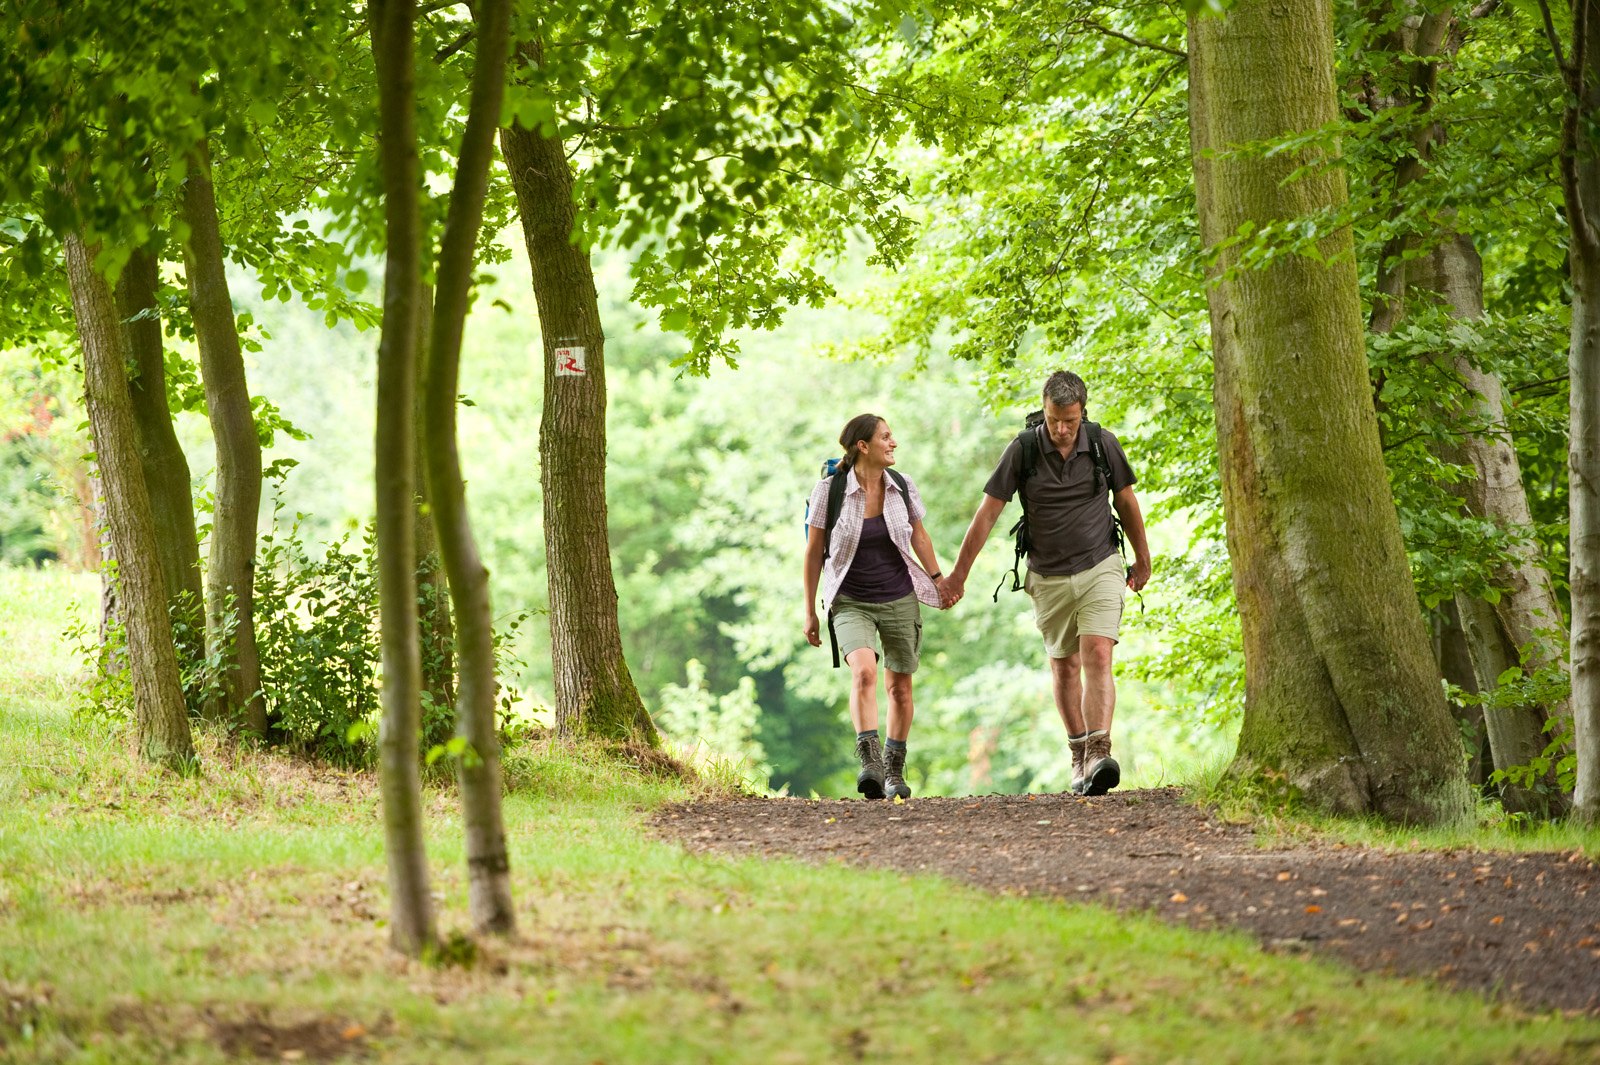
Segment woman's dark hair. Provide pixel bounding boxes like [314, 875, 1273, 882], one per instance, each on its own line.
[838, 413, 885, 471]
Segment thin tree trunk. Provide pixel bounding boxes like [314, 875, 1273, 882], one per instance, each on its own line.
[182, 139, 266, 737]
[427, 0, 515, 934]
[415, 285, 454, 721]
[1435, 601, 1491, 787]
[500, 41, 659, 747]
[65, 231, 195, 770]
[1188, 0, 1472, 825]
[116, 245, 206, 687]
[1543, 0, 1600, 822]
[371, 0, 437, 957]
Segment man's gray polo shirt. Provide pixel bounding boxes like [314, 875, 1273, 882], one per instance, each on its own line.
[983, 423, 1136, 577]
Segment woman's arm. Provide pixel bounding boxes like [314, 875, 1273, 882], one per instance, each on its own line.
[802, 524, 826, 646]
[909, 519, 942, 580]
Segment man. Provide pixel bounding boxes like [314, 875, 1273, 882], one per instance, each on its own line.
[939, 371, 1151, 795]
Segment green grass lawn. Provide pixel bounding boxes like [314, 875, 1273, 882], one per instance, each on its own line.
[2, 565, 1598, 1064]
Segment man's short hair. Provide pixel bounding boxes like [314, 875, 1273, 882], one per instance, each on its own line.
[1043, 371, 1088, 410]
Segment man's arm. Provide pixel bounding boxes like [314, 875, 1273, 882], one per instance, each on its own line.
[1113, 486, 1151, 592]
[941, 493, 1008, 605]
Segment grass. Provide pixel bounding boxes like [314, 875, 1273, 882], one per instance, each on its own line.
[3, 565, 1600, 1063]
[1185, 754, 1600, 858]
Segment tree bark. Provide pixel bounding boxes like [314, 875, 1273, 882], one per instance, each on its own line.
[414, 285, 455, 720]
[1409, 236, 1570, 814]
[428, 0, 515, 934]
[116, 245, 206, 686]
[182, 139, 266, 737]
[1545, 0, 1600, 823]
[371, 0, 437, 957]
[1187, 0, 1472, 824]
[65, 231, 195, 770]
[1435, 601, 1491, 787]
[500, 42, 659, 747]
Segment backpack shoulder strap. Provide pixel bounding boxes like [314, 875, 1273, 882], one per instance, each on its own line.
[886, 468, 909, 499]
[995, 428, 1039, 602]
[822, 468, 849, 561]
[1085, 420, 1112, 494]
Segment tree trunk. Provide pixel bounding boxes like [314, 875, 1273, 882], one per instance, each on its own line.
[182, 139, 266, 737]
[1409, 236, 1570, 814]
[1547, 0, 1600, 823]
[500, 42, 659, 747]
[371, 0, 437, 958]
[116, 245, 206, 689]
[414, 285, 454, 721]
[65, 231, 195, 770]
[428, 0, 515, 934]
[1435, 601, 1491, 787]
[1187, 0, 1472, 824]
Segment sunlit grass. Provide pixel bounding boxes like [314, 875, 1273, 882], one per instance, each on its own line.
[4, 565, 1599, 1063]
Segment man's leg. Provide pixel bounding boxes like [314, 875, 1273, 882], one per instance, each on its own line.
[1048, 653, 1086, 736]
[1079, 635, 1116, 734]
[1079, 636, 1121, 797]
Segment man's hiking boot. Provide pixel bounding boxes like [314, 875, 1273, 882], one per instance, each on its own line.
[884, 744, 912, 800]
[856, 734, 886, 799]
[1068, 734, 1089, 795]
[1082, 732, 1120, 796]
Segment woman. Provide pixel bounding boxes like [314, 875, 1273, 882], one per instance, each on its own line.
[803, 414, 947, 799]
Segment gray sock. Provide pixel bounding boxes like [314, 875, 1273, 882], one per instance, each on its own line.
[857, 729, 879, 743]
[885, 738, 907, 753]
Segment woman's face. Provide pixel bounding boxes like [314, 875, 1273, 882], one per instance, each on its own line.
[859, 421, 897, 466]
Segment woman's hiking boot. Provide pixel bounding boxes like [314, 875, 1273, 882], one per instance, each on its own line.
[855, 734, 886, 799]
[1082, 731, 1120, 796]
[884, 744, 912, 800]
[1068, 734, 1089, 795]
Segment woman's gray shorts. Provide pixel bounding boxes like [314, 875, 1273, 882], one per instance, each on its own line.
[831, 593, 923, 674]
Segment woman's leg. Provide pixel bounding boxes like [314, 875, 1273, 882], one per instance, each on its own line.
[884, 669, 913, 741]
[845, 647, 880, 732]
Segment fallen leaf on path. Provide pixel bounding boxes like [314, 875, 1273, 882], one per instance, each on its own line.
[1170, 892, 1188, 903]
[1304, 905, 1322, 914]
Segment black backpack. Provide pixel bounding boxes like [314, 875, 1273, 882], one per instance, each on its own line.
[812, 459, 909, 666]
[995, 410, 1123, 601]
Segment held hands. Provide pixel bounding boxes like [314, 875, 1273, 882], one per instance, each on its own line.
[1127, 557, 1152, 593]
[803, 609, 821, 647]
[936, 574, 964, 610]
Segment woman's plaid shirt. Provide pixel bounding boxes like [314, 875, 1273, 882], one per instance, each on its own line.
[807, 468, 941, 615]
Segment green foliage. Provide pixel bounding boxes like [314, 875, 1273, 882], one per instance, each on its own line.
[655, 659, 771, 789]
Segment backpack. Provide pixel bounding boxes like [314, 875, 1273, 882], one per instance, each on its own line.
[995, 411, 1124, 601]
[807, 458, 909, 667]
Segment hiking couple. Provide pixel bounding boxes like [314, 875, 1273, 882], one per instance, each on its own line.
[802, 371, 1151, 801]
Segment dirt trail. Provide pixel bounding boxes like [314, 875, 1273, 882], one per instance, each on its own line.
[652, 788, 1600, 1014]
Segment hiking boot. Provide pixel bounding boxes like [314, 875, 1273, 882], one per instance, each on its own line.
[855, 734, 885, 799]
[1082, 732, 1120, 796]
[1068, 734, 1089, 795]
[884, 744, 912, 800]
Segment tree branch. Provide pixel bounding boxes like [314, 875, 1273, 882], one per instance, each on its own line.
[1070, 18, 1187, 59]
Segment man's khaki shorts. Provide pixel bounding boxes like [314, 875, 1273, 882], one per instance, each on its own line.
[1024, 553, 1125, 658]
[831, 593, 923, 674]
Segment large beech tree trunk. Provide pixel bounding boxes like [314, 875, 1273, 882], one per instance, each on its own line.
[1188, 0, 1471, 824]
[182, 139, 266, 737]
[65, 231, 195, 770]
[427, 0, 515, 934]
[500, 43, 658, 747]
[371, 0, 437, 957]
[116, 245, 206, 683]
[1546, 0, 1600, 822]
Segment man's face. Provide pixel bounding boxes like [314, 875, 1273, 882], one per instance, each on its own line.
[1043, 400, 1083, 450]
